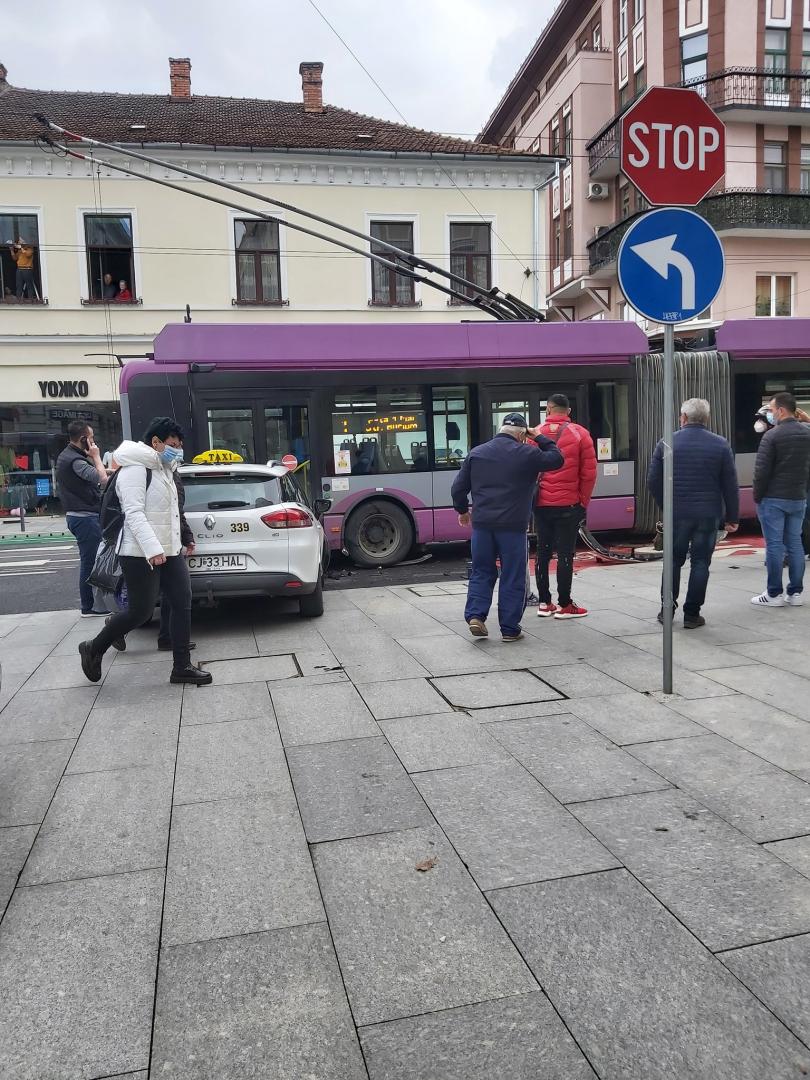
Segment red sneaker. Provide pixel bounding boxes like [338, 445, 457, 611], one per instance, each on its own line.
[554, 601, 588, 620]
[536, 602, 558, 618]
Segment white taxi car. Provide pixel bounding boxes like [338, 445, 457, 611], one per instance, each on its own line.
[178, 461, 330, 616]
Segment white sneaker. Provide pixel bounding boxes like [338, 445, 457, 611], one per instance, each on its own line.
[750, 592, 784, 608]
[785, 592, 804, 607]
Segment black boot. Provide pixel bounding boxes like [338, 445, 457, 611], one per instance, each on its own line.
[170, 663, 213, 685]
[105, 616, 126, 652]
[79, 641, 103, 683]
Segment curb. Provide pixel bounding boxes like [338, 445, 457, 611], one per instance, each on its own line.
[0, 532, 73, 545]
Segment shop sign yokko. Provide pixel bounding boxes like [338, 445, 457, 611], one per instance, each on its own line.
[38, 379, 90, 399]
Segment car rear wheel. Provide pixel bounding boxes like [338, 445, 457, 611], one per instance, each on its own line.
[344, 501, 414, 567]
[299, 576, 324, 617]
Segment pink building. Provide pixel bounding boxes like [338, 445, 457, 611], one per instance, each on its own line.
[481, 0, 810, 326]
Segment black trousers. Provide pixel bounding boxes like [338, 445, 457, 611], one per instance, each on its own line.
[91, 554, 192, 667]
[534, 505, 583, 607]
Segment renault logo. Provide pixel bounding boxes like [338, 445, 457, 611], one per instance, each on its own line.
[204, 514, 215, 530]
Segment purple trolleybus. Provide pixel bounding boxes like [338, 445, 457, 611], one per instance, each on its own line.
[119, 318, 810, 566]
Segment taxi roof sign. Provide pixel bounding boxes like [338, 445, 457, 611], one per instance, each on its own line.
[192, 449, 244, 464]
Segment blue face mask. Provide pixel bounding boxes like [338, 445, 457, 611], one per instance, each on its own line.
[766, 411, 775, 426]
[159, 445, 183, 465]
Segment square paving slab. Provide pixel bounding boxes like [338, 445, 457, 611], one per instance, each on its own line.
[572, 788, 810, 951]
[413, 760, 618, 890]
[356, 677, 453, 720]
[198, 653, 297, 685]
[0, 686, 97, 744]
[431, 670, 563, 709]
[0, 739, 75, 827]
[489, 869, 810, 1080]
[271, 679, 379, 746]
[162, 791, 323, 946]
[395, 634, 505, 676]
[565, 691, 705, 745]
[359, 992, 597, 1080]
[66, 706, 179, 775]
[720, 934, 810, 1048]
[487, 715, 671, 804]
[21, 764, 173, 886]
[629, 734, 810, 842]
[529, 664, 634, 699]
[151, 924, 366, 1080]
[287, 736, 431, 843]
[0, 869, 163, 1080]
[380, 712, 511, 773]
[180, 681, 273, 726]
[764, 835, 810, 878]
[699, 664, 810, 721]
[312, 826, 536, 1025]
[0, 825, 36, 912]
[173, 715, 288, 805]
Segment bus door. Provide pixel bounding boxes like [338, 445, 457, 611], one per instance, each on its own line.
[202, 396, 317, 498]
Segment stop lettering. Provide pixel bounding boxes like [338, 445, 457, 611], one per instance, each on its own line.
[620, 86, 725, 207]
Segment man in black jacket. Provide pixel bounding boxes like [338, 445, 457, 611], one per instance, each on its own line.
[648, 398, 739, 628]
[451, 413, 563, 641]
[751, 391, 810, 607]
[56, 421, 109, 617]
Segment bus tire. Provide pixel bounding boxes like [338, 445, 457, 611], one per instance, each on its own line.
[344, 501, 414, 567]
[299, 576, 324, 617]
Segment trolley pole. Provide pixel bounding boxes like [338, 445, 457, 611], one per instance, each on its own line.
[662, 323, 675, 694]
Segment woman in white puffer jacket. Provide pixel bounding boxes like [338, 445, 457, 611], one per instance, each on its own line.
[78, 416, 213, 687]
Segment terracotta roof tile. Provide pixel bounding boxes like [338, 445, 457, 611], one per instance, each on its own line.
[0, 82, 524, 156]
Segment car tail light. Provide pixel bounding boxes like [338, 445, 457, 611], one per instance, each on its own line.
[260, 508, 313, 529]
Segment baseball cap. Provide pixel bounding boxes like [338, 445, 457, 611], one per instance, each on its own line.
[502, 412, 528, 428]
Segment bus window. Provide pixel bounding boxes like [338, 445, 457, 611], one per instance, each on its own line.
[491, 397, 530, 435]
[735, 375, 810, 453]
[330, 388, 427, 475]
[588, 381, 631, 459]
[207, 408, 254, 462]
[432, 386, 471, 468]
[265, 406, 310, 488]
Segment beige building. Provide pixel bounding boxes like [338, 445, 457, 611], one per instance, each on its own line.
[481, 0, 810, 327]
[0, 57, 555, 489]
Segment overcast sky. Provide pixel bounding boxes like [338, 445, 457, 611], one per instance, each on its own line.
[4, 0, 558, 138]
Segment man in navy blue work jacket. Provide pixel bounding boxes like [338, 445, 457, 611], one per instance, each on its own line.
[452, 412, 563, 641]
[648, 397, 739, 629]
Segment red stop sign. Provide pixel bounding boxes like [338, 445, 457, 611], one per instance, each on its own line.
[620, 86, 725, 206]
[281, 453, 298, 469]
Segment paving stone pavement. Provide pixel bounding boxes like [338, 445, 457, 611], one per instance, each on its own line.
[1, 551, 810, 1078]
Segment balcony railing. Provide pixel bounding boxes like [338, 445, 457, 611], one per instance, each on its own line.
[587, 68, 810, 176]
[587, 190, 810, 273]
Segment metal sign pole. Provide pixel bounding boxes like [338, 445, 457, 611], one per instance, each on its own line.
[662, 323, 675, 694]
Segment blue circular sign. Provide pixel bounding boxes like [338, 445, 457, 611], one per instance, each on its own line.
[617, 207, 725, 325]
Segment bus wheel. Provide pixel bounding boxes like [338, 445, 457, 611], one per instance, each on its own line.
[345, 501, 414, 567]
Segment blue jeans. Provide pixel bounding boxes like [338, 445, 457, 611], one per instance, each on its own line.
[465, 527, 527, 636]
[666, 517, 718, 617]
[757, 497, 806, 596]
[67, 513, 103, 613]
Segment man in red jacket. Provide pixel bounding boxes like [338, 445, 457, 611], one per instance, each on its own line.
[534, 393, 597, 619]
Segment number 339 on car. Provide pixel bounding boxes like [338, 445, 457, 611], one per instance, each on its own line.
[230, 522, 249, 533]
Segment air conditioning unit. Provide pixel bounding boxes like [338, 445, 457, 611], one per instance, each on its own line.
[587, 181, 610, 200]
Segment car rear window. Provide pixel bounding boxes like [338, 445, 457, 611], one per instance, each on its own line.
[182, 473, 282, 512]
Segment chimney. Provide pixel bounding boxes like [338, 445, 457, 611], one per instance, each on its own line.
[0, 63, 7, 85]
[169, 57, 192, 99]
[299, 62, 324, 113]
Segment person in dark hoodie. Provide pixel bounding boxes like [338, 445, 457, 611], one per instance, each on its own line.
[451, 413, 563, 642]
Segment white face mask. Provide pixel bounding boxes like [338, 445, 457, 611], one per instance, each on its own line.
[754, 419, 768, 434]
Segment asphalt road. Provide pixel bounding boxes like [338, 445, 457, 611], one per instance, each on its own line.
[0, 539, 473, 615]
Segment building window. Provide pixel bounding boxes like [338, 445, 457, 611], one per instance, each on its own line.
[804, 30, 810, 69]
[563, 108, 573, 158]
[592, 17, 602, 48]
[756, 274, 792, 316]
[681, 31, 708, 82]
[84, 214, 136, 302]
[450, 222, 492, 300]
[553, 218, 562, 268]
[0, 214, 42, 303]
[370, 221, 415, 306]
[764, 142, 787, 191]
[634, 0, 645, 20]
[550, 122, 561, 156]
[234, 219, 281, 304]
[330, 387, 428, 475]
[563, 210, 573, 262]
[635, 68, 647, 95]
[620, 181, 631, 218]
[801, 146, 810, 191]
[619, 0, 628, 40]
[764, 28, 789, 94]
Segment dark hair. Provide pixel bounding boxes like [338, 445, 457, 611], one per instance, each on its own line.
[67, 420, 90, 441]
[771, 391, 797, 414]
[548, 393, 570, 411]
[142, 416, 184, 444]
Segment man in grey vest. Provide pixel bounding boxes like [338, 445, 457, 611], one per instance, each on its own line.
[56, 421, 109, 616]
